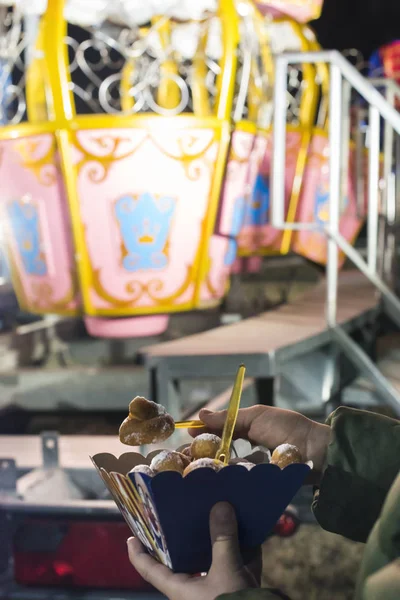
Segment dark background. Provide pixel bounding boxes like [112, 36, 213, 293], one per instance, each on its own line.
[312, 0, 400, 58]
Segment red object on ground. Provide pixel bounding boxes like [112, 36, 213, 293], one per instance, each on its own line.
[14, 512, 299, 589]
[14, 520, 152, 590]
[273, 512, 298, 537]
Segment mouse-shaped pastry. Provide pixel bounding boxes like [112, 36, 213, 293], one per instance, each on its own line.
[119, 396, 175, 446]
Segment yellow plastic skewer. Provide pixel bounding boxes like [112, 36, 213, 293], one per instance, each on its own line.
[215, 364, 246, 464]
[175, 420, 205, 429]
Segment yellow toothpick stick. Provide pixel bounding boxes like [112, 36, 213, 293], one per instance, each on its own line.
[174, 420, 204, 429]
[215, 364, 246, 464]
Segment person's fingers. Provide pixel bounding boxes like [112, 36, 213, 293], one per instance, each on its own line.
[209, 502, 242, 573]
[127, 537, 189, 595]
[243, 546, 262, 585]
[189, 406, 267, 440]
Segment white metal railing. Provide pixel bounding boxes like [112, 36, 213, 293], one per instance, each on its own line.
[367, 79, 400, 288]
[369, 78, 400, 226]
[271, 50, 400, 331]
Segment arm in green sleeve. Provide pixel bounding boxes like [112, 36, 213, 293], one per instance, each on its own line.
[312, 407, 400, 543]
[363, 559, 400, 600]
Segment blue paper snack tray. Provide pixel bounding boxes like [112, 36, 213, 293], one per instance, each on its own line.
[91, 446, 312, 574]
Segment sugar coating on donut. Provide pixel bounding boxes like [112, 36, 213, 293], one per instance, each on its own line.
[190, 433, 222, 460]
[150, 450, 185, 474]
[128, 397, 167, 418]
[270, 444, 303, 468]
[234, 461, 254, 470]
[120, 417, 174, 446]
[129, 464, 154, 477]
[195, 433, 221, 442]
[183, 457, 225, 476]
[119, 397, 175, 446]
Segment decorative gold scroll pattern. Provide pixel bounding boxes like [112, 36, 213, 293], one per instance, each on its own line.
[72, 133, 142, 183]
[13, 137, 58, 186]
[29, 271, 79, 312]
[73, 130, 216, 309]
[73, 130, 217, 184]
[91, 213, 207, 309]
[91, 264, 194, 308]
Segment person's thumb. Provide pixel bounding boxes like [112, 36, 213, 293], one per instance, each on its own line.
[188, 409, 228, 438]
[199, 408, 227, 429]
[209, 502, 242, 573]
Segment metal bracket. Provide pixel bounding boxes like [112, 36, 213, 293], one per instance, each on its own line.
[41, 431, 59, 469]
[16, 315, 72, 367]
[0, 458, 17, 498]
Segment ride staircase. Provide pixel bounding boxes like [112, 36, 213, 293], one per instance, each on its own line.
[142, 51, 400, 419]
[271, 50, 400, 416]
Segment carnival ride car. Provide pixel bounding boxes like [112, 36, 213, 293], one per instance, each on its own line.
[0, 0, 368, 341]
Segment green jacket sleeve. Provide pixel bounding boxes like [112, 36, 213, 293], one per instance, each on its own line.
[363, 559, 400, 600]
[312, 407, 400, 543]
[355, 471, 400, 600]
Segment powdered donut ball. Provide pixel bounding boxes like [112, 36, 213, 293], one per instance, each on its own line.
[229, 458, 254, 470]
[270, 444, 303, 469]
[177, 451, 191, 468]
[183, 458, 225, 477]
[129, 464, 154, 477]
[150, 450, 185, 474]
[180, 446, 192, 460]
[119, 397, 175, 446]
[190, 433, 222, 460]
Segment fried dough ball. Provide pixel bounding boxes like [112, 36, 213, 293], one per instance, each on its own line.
[129, 464, 154, 477]
[183, 457, 225, 476]
[176, 451, 191, 468]
[229, 458, 255, 470]
[180, 446, 192, 460]
[150, 450, 185, 474]
[190, 433, 222, 460]
[235, 461, 254, 471]
[270, 444, 303, 469]
[119, 396, 175, 446]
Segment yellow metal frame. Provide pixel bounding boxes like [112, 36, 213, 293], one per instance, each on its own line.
[237, 18, 320, 259]
[5, 0, 298, 315]
[291, 129, 362, 265]
[276, 19, 319, 255]
[291, 126, 378, 265]
[290, 28, 368, 265]
[14, 0, 240, 318]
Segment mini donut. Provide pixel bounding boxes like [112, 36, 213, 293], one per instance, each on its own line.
[229, 458, 254, 470]
[234, 461, 255, 471]
[270, 444, 303, 469]
[129, 464, 155, 477]
[183, 457, 225, 477]
[150, 450, 185, 474]
[190, 433, 222, 460]
[180, 446, 192, 460]
[119, 396, 175, 446]
[176, 451, 191, 468]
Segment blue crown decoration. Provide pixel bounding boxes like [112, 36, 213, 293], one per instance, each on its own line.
[244, 174, 270, 227]
[7, 199, 47, 276]
[224, 196, 246, 266]
[114, 193, 176, 272]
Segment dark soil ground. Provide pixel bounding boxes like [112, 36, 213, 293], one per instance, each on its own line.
[262, 525, 365, 600]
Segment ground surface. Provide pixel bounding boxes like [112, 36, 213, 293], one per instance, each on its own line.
[262, 525, 365, 600]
